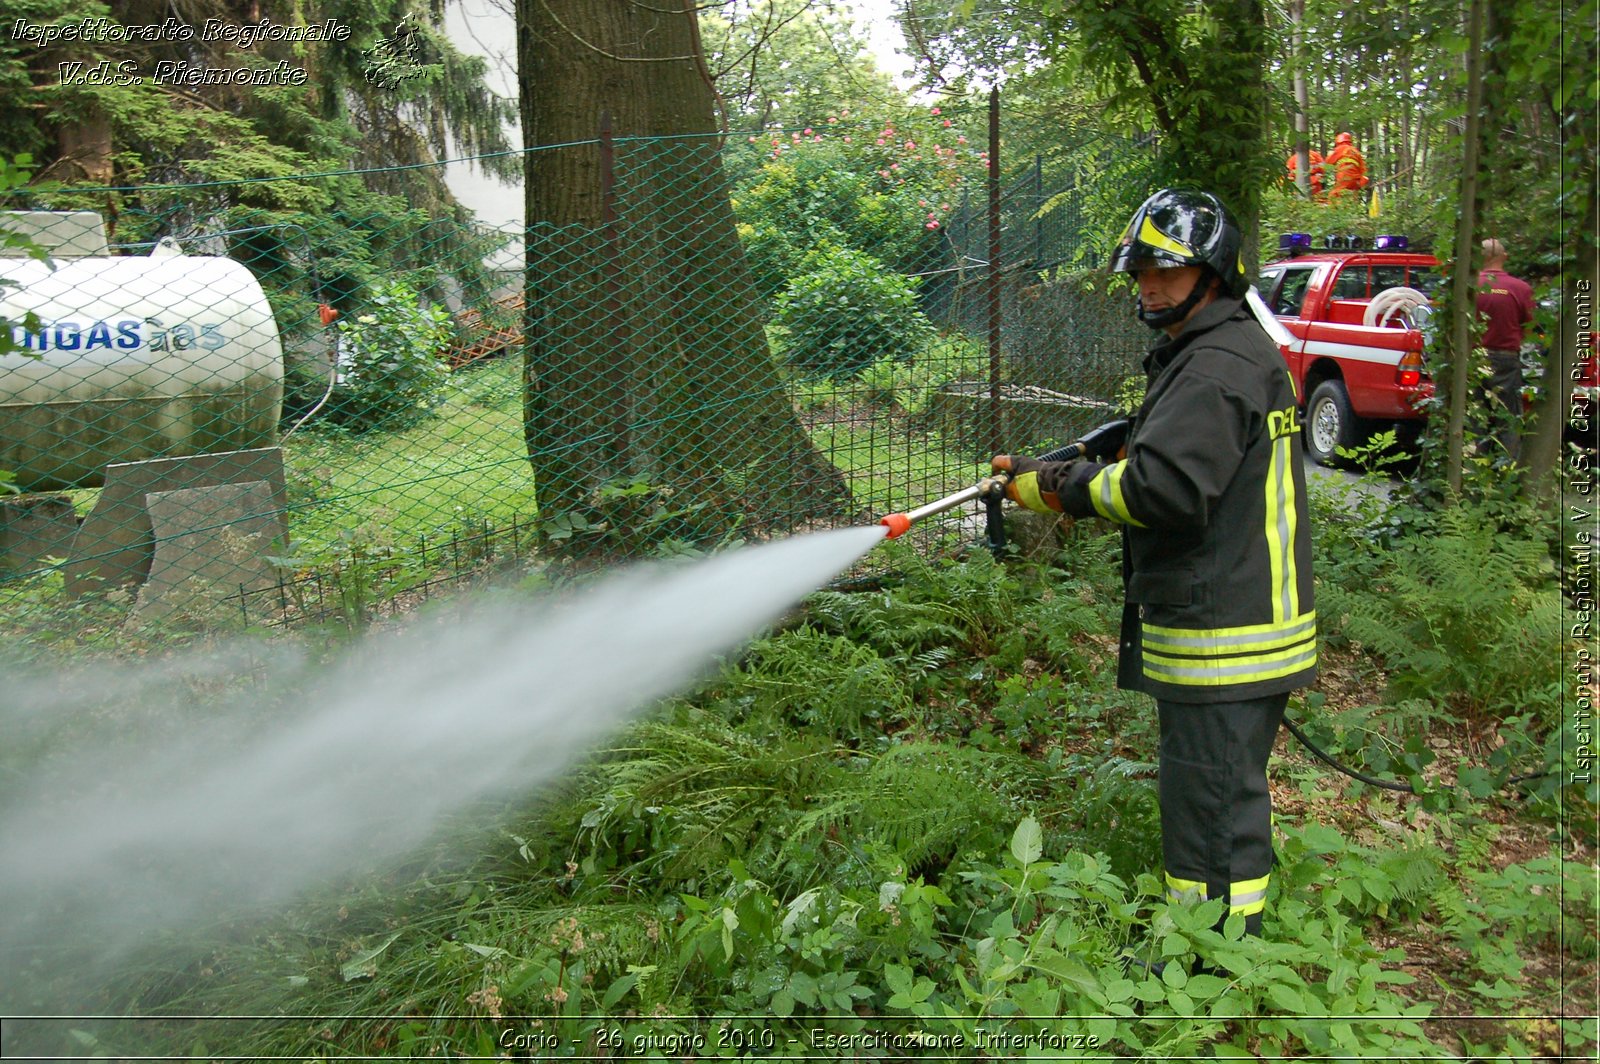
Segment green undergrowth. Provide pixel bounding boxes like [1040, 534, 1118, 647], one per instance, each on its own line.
[1306, 465, 1592, 829]
[10, 515, 1593, 1061]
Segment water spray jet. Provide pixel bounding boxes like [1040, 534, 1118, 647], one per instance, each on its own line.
[0, 525, 897, 1014]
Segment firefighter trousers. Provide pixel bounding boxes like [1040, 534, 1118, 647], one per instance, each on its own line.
[1481, 347, 1525, 461]
[1156, 693, 1288, 936]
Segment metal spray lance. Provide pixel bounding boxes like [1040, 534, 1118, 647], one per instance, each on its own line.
[878, 418, 1131, 551]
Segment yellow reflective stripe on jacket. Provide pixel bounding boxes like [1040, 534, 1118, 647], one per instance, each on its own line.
[1143, 612, 1317, 654]
[1264, 427, 1302, 623]
[1142, 611, 1317, 686]
[1144, 643, 1317, 686]
[1087, 461, 1147, 527]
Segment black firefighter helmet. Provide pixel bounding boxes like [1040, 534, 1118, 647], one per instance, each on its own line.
[1109, 188, 1248, 328]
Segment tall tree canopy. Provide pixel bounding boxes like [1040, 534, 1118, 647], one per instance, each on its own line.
[896, 0, 1273, 252]
[700, 0, 900, 130]
[4, 0, 516, 207]
[3, 0, 519, 363]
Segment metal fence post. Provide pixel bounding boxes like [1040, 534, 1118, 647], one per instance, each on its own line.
[597, 110, 634, 462]
[987, 85, 1002, 460]
[1033, 154, 1044, 268]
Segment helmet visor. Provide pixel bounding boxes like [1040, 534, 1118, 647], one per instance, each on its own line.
[1116, 256, 1193, 273]
[1107, 243, 1194, 275]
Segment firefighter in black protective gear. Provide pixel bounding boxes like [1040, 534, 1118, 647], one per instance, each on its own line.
[991, 188, 1316, 937]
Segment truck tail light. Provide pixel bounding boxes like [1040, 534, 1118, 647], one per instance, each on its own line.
[1396, 348, 1424, 388]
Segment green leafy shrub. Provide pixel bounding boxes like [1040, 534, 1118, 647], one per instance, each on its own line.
[984, 673, 1064, 749]
[731, 108, 978, 289]
[324, 279, 452, 432]
[1436, 854, 1599, 978]
[852, 336, 992, 418]
[912, 819, 1447, 1058]
[735, 219, 802, 301]
[20, 537, 1591, 1061]
[774, 243, 935, 378]
[1259, 184, 1439, 253]
[1, 154, 50, 363]
[1315, 501, 1563, 715]
[676, 867, 908, 1020]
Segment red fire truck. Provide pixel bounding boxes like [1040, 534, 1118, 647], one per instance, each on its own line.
[1257, 233, 1441, 465]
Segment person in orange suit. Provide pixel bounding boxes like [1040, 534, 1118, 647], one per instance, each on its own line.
[1285, 149, 1325, 195]
[1324, 132, 1369, 198]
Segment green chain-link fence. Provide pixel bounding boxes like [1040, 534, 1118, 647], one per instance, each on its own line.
[1, 118, 1149, 632]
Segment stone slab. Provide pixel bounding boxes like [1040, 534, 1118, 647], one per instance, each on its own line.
[133, 480, 284, 621]
[65, 447, 287, 595]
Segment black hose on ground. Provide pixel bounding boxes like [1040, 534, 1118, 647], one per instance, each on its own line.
[1281, 714, 1551, 794]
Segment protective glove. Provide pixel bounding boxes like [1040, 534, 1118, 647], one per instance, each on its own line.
[989, 454, 1066, 514]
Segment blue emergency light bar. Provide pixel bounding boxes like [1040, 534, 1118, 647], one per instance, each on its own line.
[1278, 232, 1410, 256]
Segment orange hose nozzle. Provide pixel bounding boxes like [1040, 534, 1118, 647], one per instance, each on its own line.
[880, 513, 911, 539]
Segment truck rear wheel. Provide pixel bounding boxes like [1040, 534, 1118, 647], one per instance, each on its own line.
[1305, 380, 1360, 466]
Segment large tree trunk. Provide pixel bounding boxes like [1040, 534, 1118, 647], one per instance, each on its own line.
[516, 0, 848, 542]
[51, 111, 114, 185]
[1443, 0, 1488, 497]
[1521, 188, 1597, 493]
[1289, 0, 1311, 196]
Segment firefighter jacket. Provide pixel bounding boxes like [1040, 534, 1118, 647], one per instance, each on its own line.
[1039, 296, 1317, 703]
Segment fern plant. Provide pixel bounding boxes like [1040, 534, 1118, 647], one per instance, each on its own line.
[804, 567, 1016, 659]
[570, 714, 844, 890]
[728, 626, 912, 740]
[1316, 502, 1563, 716]
[1050, 752, 1161, 883]
[778, 742, 1022, 889]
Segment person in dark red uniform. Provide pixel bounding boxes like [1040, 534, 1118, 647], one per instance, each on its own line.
[1475, 238, 1536, 461]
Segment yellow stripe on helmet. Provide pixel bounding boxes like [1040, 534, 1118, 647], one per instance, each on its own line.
[1138, 215, 1194, 260]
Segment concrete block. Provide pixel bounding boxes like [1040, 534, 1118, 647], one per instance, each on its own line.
[132, 480, 284, 621]
[65, 447, 287, 595]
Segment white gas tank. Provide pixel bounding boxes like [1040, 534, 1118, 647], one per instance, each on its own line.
[1, 249, 284, 490]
